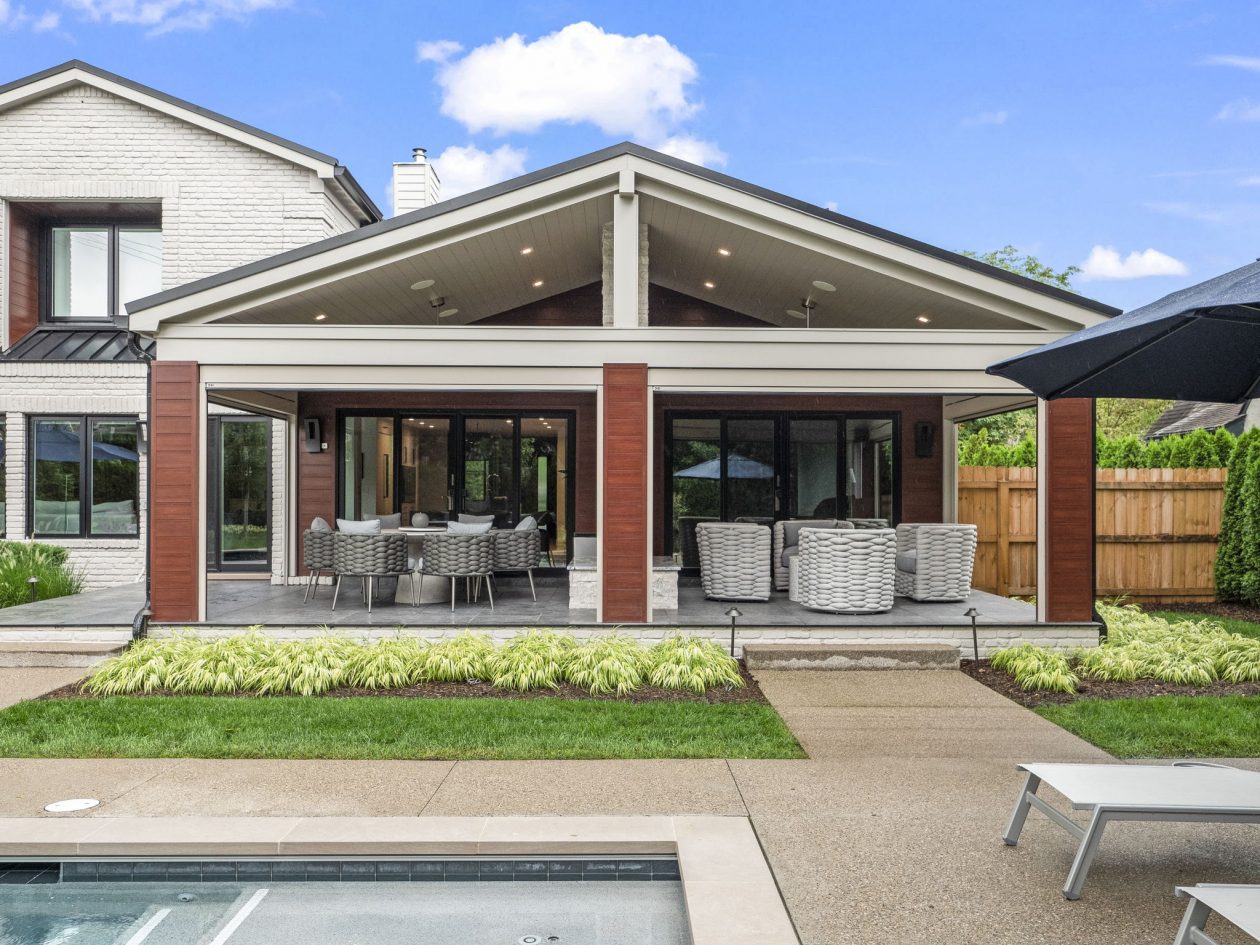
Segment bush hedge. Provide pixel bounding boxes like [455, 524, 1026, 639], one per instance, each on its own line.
[958, 426, 1236, 470]
[1217, 429, 1260, 604]
[0, 541, 82, 609]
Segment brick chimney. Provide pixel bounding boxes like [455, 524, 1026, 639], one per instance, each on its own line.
[391, 147, 441, 216]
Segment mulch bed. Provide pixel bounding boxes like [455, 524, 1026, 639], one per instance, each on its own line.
[38, 663, 767, 706]
[1154, 602, 1260, 623]
[960, 659, 1260, 708]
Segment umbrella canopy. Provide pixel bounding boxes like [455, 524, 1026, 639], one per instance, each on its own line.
[675, 453, 773, 479]
[987, 259, 1260, 402]
[32, 428, 138, 464]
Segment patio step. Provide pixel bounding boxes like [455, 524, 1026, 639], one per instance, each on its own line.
[742, 643, 959, 671]
[0, 641, 126, 668]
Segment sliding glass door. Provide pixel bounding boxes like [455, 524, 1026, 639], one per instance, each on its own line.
[207, 416, 270, 572]
[666, 411, 899, 562]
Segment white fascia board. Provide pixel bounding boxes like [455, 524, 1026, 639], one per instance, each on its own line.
[942, 394, 1038, 422]
[631, 160, 1108, 332]
[131, 164, 623, 331]
[0, 69, 334, 178]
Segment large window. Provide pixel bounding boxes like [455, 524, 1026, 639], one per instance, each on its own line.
[47, 224, 162, 320]
[30, 417, 139, 538]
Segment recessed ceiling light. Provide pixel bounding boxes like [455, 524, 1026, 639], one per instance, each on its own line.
[812, 280, 837, 292]
[916, 314, 932, 324]
[411, 279, 435, 291]
[786, 309, 807, 319]
[438, 308, 459, 318]
[313, 313, 327, 321]
[532, 279, 545, 288]
[520, 247, 533, 255]
[717, 248, 732, 257]
[704, 281, 716, 289]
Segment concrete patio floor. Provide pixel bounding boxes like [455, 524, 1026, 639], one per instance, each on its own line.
[1, 668, 1257, 943]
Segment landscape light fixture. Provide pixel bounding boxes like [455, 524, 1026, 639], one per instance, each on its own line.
[725, 606, 743, 657]
[964, 607, 981, 663]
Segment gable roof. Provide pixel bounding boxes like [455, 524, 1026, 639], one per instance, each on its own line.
[0, 60, 381, 224]
[126, 141, 1118, 323]
[1146, 400, 1247, 439]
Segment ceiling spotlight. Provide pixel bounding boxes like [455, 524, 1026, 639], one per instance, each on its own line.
[786, 309, 807, 319]
[916, 314, 932, 324]
[410, 279, 435, 291]
[438, 308, 459, 318]
[703, 281, 716, 289]
[717, 248, 732, 257]
[532, 279, 545, 288]
[520, 246, 533, 255]
[812, 280, 837, 293]
[313, 313, 327, 321]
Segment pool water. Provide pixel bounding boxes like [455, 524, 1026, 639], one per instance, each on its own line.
[0, 865, 691, 945]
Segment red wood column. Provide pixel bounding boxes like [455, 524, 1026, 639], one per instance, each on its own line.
[602, 363, 649, 622]
[1042, 398, 1095, 622]
[150, 361, 201, 621]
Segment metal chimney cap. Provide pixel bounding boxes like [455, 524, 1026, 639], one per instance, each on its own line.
[412, 147, 428, 162]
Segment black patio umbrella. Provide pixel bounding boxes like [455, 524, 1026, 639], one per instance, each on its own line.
[987, 258, 1260, 402]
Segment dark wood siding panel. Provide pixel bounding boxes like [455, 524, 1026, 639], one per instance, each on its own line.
[294, 390, 597, 573]
[149, 361, 200, 621]
[647, 284, 768, 327]
[477, 283, 602, 327]
[602, 364, 649, 622]
[652, 393, 944, 554]
[6, 203, 39, 347]
[1045, 398, 1096, 622]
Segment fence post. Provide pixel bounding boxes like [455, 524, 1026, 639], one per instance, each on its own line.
[996, 476, 1011, 598]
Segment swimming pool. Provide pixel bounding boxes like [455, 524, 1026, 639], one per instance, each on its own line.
[0, 858, 691, 945]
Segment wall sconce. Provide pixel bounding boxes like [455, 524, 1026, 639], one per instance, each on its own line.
[136, 420, 149, 456]
[914, 421, 936, 458]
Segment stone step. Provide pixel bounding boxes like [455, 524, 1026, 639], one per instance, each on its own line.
[0, 641, 126, 668]
[742, 642, 959, 671]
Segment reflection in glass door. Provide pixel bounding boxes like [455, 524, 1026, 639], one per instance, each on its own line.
[788, 418, 840, 518]
[400, 417, 452, 525]
[462, 417, 517, 527]
[208, 416, 270, 572]
[521, 417, 569, 561]
[724, 418, 776, 525]
[342, 416, 395, 521]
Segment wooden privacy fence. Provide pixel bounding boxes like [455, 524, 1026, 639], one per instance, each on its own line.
[957, 466, 1228, 603]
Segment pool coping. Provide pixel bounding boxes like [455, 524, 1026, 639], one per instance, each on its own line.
[0, 815, 798, 945]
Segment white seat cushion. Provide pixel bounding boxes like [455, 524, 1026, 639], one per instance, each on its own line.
[337, 518, 381, 535]
[515, 515, 538, 531]
[896, 550, 917, 574]
[447, 520, 493, 535]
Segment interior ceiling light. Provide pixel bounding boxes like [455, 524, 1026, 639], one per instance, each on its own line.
[313, 313, 327, 321]
[916, 314, 932, 324]
[520, 246, 533, 255]
[532, 279, 545, 288]
[410, 279, 435, 291]
[812, 280, 837, 293]
[704, 281, 716, 289]
[717, 248, 732, 257]
[786, 309, 807, 319]
[438, 308, 459, 318]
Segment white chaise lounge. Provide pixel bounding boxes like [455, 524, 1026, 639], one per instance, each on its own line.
[1003, 761, 1260, 900]
[1174, 884, 1260, 945]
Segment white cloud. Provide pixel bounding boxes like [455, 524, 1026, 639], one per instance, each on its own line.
[64, 0, 289, 34]
[1079, 245, 1189, 281]
[426, 21, 702, 141]
[1216, 97, 1260, 121]
[1, 0, 60, 29]
[416, 39, 462, 63]
[431, 143, 528, 199]
[960, 110, 1008, 127]
[1202, 54, 1260, 72]
[1239, 175, 1260, 187]
[654, 134, 726, 167]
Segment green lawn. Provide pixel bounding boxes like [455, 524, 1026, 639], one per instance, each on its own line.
[0, 696, 805, 760]
[1151, 610, 1260, 641]
[1036, 695, 1260, 758]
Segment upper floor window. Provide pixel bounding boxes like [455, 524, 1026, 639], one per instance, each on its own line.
[46, 224, 162, 321]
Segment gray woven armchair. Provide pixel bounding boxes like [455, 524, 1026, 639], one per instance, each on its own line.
[491, 528, 542, 601]
[331, 532, 410, 614]
[419, 532, 496, 611]
[302, 528, 336, 603]
[797, 527, 897, 614]
[771, 519, 852, 591]
[696, 521, 771, 601]
[894, 523, 978, 601]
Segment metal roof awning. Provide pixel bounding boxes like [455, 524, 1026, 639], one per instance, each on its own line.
[2, 327, 154, 362]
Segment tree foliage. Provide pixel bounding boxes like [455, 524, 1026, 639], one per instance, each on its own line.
[962, 245, 1080, 291]
[957, 425, 1235, 470]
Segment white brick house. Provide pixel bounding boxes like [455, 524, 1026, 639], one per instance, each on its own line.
[0, 61, 380, 590]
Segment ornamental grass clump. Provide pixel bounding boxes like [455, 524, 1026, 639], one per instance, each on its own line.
[990, 642, 1079, 693]
[0, 541, 83, 609]
[421, 632, 495, 683]
[85, 636, 190, 695]
[565, 635, 649, 695]
[486, 629, 576, 691]
[164, 633, 273, 694]
[647, 635, 744, 694]
[341, 638, 429, 690]
[247, 637, 354, 696]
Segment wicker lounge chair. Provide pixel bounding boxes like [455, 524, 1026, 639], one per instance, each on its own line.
[796, 527, 896, 614]
[893, 523, 977, 601]
[695, 521, 771, 601]
[771, 518, 851, 590]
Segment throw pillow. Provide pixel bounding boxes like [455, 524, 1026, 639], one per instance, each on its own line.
[447, 521, 493, 535]
[337, 518, 381, 535]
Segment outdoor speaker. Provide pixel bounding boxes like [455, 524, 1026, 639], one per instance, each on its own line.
[302, 417, 322, 453]
[914, 421, 935, 458]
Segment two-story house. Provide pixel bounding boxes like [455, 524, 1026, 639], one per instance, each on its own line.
[0, 61, 381, 589]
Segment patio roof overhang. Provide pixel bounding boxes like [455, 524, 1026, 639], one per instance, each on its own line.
[126, 144, 1117, 338]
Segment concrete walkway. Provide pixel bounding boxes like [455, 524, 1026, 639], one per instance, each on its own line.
[1, 668, 1257, 943]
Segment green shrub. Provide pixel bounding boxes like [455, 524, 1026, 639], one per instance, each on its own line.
[565, 636, 649, 695]
[247, 637, 355, 696]
[486, 629, 575, 691]
[342, 638, 429, 690]
[990, 642, 1079, 693]
[421, 632, 495, 682]
[0, 541, 82, 609]
[647, 636, 743, 694]
[1216, 429, 1259, 601]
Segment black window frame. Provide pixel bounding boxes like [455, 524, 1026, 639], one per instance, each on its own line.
[41, 221, 163, 324]
[0, 416, 6, 539]
[27, 414, 141, 540]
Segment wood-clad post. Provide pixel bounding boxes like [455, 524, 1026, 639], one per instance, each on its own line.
[150, 361, 201, 621]
[601, 363, 649, 622]
[1037, 398, 1096, 622]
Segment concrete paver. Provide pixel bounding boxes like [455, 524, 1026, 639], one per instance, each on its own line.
[0, 667, 87, 708]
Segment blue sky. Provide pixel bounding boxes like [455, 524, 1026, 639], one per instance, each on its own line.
[2, 0, 1259, 310]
